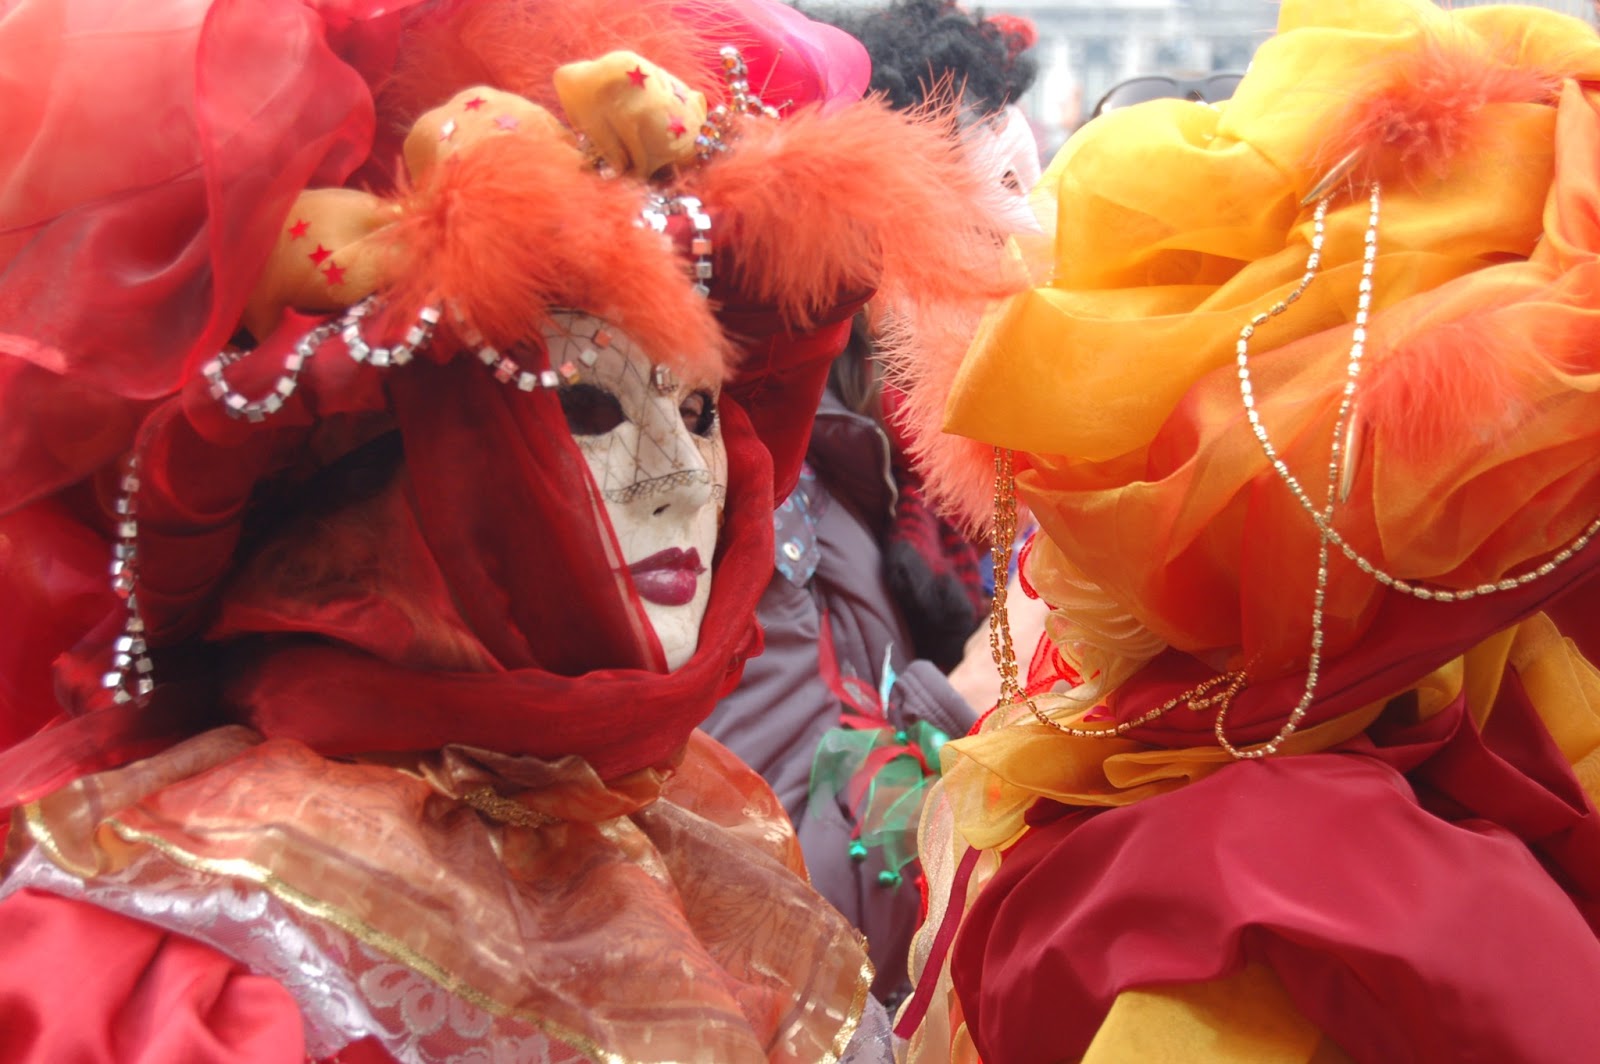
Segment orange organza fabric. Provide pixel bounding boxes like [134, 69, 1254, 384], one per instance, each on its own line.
[945, 0, 1600, 679]
[12, 726, 871, 1063]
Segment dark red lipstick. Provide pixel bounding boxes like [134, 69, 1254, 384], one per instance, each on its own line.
[628, 547, 706, 607]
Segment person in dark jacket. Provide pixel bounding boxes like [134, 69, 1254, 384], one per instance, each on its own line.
[704, 353, 980, 1004]
[704, 0, 1042, 1005]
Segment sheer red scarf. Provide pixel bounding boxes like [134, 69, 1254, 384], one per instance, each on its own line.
[216, 354, 782, 777]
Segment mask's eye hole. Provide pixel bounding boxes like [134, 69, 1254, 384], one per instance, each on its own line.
[680, 389, 717, 438]
[558, 383, 626, 435]
[1001, 169, 1022, 193]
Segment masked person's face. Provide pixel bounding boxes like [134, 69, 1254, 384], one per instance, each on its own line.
[544, 313, 727, 670]
[961, 104, 1043, 233]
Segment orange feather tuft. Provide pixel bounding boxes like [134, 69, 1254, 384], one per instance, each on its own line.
[685, 96, 1024, 333]
[1359, 301, 1542, 468]
[685, 93, 1024, 528]
[879, 302, 1000, 536]
[381, 135, 731, 381]
[373, 0, 1025, 415]
[1311, 22, 1563, 193]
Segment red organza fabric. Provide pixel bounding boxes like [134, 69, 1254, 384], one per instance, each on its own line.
[211, 364, 779, 774]
[0, 4, 897, 1057]
[0, 499, 111, 748]
[5, 306, 848, 794]
[950, 676, 1600, 1063]
[0, 0, 417, 755]
[6, 726, 871, 1062]
[0, 0, 417, 509]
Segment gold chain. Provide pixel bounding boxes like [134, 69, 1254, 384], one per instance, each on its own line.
[988, 446, 1027, 705]
[987, 447, 1247, 739]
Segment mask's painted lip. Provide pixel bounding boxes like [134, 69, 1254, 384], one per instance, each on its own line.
[628, 548, 706, 607]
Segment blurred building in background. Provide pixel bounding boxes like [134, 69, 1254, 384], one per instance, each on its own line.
[890, 0, 1596, 155]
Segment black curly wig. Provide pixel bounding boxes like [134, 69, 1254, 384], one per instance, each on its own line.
[803, 0, 1038, 117]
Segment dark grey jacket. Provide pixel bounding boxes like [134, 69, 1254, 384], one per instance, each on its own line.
[703, 392, 977, 1003]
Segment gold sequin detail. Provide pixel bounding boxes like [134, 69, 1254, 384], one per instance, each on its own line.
[462, 787, 561, 828]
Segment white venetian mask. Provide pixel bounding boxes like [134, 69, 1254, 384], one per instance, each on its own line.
[961, 104, 1043, 233]
[542, 312, 727, 671]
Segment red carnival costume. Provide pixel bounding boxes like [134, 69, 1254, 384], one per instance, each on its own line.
[889, 1, 1600, 1061]
[0, 1, 1017, 1060]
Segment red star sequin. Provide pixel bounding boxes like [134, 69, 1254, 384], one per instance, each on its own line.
[322, 261, 346, 286]
[667, 115, 688, 137]
[493, 114, 520, 131]
[288, 219, 310, 240]
[464, 95, 486, 111]
[308, 244, 332, 265]
[626, 65, 649, 88]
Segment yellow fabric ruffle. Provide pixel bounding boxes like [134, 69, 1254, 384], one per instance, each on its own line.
[944, 0, 1600, 675]
[900, 2, 1600, 1061]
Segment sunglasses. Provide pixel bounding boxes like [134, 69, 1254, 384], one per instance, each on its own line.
[1092, 73, 1245, 118]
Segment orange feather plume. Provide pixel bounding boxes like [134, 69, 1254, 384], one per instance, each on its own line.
[685, 92, 1024, 526]
[1307, 14, 1595, 465]
[380, 135, 731, 380]
[1359, 291, 1555, 470]
[1310, 21, 1566, 195]
[878, 299, 1002, 536]
[374, 0, 1026, 397]
[686, 96, 1025, 331]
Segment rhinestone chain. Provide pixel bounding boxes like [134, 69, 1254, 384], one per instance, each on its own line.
[132, 297, 444, 698]
[474, 337, 570, 391]
[639, 194, 714, 298]
[101, 453, 154, 705]
[204, 299, 442, 421]
[148, 266, 710, 700]
[339, 299, 441, 368]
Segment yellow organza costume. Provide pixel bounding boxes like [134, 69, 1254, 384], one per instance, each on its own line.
[893, 2, 1600, 1061]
